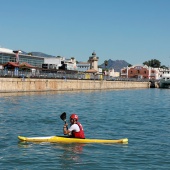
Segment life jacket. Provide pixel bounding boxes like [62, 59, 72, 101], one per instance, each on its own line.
[72, 122, 85, 139]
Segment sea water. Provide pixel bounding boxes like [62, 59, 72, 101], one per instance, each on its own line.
[0, 89, 169, 169]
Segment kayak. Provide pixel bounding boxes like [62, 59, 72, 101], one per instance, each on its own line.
[18, 136, 128, 144]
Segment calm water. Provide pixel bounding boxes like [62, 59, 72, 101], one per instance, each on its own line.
[0, 89, 169, 170]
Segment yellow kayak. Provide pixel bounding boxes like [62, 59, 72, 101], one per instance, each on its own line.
[18, 136, 128, 144]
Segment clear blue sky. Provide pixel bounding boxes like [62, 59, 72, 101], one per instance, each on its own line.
[1, 0, 170, 66]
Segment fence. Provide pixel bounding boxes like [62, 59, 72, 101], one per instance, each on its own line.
[0, 70, 149, 82]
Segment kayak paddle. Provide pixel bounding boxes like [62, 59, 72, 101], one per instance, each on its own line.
[60, 112, 67, 124]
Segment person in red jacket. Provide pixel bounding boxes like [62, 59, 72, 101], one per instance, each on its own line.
[63, 114, 85, 139]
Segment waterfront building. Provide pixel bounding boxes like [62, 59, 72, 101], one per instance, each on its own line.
[158, 68, 170, 88]
[77, 62, 90, 72]
[42, 56, 64, 69]
[121, 65, 160, 80]
[0, 47, 77, 72]
[158, 68, 170, 79]
[103, 68, 119, 77]
[148, 67, 160, 80]
[3, 62, 35, 77]
[63, 57, 77, 70]
[0, 47, 102, 79]
[0, 47, 44, 68]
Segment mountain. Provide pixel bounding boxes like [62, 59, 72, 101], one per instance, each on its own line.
[99, 59, 130, 72]
[20, 51, 28, 54]
[29, 52, 55, 58]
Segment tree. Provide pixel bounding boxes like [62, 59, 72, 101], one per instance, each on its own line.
[28, 52, 32, 56]
[128, 64, 132, 67]
[104, 60, 108, 68]
[143, 59, 161, 68]
[160, 65, 168, 69]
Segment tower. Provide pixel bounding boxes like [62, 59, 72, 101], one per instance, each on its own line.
[88, 51, 99, 71]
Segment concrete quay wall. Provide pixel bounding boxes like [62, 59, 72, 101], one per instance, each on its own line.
[0, 78, 150, 92]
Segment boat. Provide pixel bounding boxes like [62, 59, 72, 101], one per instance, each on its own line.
[159, 68, 170, 88]
[18, 135, 128, 144]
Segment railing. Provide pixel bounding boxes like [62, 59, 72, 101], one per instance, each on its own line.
[0, 70, 150, 82]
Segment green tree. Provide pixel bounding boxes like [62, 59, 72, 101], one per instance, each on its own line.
[104, 60, 108, 68]
[143, 59, 161, 68]
[160, 65, 168, 69]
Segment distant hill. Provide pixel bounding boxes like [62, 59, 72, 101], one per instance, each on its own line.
[20, 51, 28, 54]
[99, 59, 130, 72]
[29, 52, 55, 58]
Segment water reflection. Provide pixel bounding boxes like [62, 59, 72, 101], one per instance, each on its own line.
[18, 141, 86, 167]
[18, 141, 85, 154]
[53, 143, 85, 154]
[18, 141, 33, 148]
[54, 143, 86, 168]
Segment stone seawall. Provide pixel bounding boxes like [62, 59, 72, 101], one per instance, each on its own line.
[0, 78, 149, 92]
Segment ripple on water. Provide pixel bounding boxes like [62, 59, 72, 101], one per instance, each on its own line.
[0, 89, 170, 169]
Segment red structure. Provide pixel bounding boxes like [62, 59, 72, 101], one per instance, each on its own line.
[3, 62, 34, 70]
[121, 65, 158, 79]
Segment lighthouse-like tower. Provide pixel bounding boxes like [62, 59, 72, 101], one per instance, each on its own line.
[88, 51, 99, 71]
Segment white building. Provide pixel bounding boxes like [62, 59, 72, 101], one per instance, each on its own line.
[104, 68, 120, 77]
[43, 57, 64, 69]
[77, 62, 90, 72]
[158, 68, 170, 80]
[64, 58, 77, 70]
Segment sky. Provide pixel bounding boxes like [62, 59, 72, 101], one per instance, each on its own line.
[1, 0, 170, 66]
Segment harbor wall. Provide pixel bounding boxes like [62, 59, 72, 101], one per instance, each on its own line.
[0, 78, 150, 92]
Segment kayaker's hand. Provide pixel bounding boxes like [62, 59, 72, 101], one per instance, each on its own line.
[63, 124, 68, 130]
[63, 124, 69, 135]
[63, 123, 68, 128]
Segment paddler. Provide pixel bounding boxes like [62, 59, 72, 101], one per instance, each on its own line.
[63, 114, 85, 139]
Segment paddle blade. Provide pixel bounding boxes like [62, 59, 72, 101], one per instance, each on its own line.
[60, 112, 66, 122]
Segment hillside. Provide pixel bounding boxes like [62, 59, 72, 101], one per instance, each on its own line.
[99, 59, 130, 72]
[29, 52, 55, 58]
